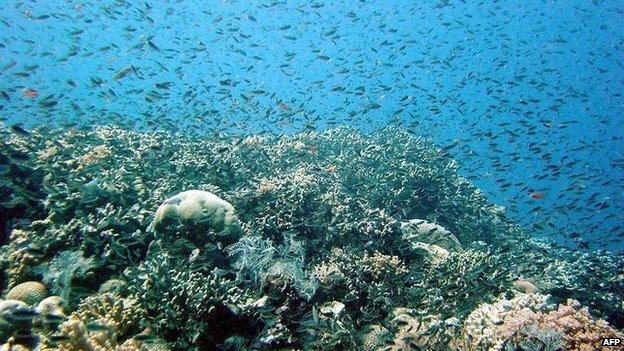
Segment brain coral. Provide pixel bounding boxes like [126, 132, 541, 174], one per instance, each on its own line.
[5, 281, 48, 306]
[153, 189, 241, 244]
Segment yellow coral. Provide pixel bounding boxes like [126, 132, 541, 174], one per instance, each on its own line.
[44, 294, 148, 351]
[359, 324, 389, 350]
[74, 144, 112, 172]
[71, 293, 145, 337]
[3, 230, 42, 289]
[6, 281, 48, 306]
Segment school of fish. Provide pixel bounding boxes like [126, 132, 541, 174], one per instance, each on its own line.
[0, 0, 622, 251]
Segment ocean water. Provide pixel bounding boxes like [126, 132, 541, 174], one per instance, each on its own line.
[0, 1, 623, 350]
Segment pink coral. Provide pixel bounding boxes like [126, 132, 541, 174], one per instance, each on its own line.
[461, 293, 624, 351]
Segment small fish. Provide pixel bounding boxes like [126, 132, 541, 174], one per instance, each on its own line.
[43, 313, 66, 325]
[133, 333, 158, 342]
[8, 150, 29, 161]
[147, 40, 160, 52]
[38, 97, 58, 108]
[1, 60, 17, 71]
[114, 65, 134, 80]
[278, 102, 291, 110]
[86, 321, 110, 332]
[22, 88, 38, 98]
[529, 192, 545, 200]
[10, 124, 30, 136]
[48, 333, 71, 343]
[6, 307, 38, 321]
[116, 236, 142, 246]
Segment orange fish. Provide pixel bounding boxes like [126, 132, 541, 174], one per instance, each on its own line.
[529, 192, 544, 200]
[278, 102, 291, 111]
[22, 88, 38, 98]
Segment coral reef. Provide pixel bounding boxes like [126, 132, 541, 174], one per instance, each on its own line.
[385, 308, 460, 350]
[126, 243, 252, 349]
[0, 124, 621, 350]
[406, 247, 514, 319]
[509, 237, 624, 328]
[37, 251, 95, 309]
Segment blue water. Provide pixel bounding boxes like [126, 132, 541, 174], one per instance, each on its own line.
[0, 0, 622, 251]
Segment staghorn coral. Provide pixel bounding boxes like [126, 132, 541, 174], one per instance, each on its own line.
[55, 317, 145, 351]
[1, 229, 44, 289]
[460, 292, 624, 351]
[385, 308, 460, 351]
[311, 248, 408, 325]
[70, 293, 145, 338]
[406, 247, 514, 319]
[126, 244, 251, 350]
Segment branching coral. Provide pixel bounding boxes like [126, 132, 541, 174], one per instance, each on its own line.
[311, 248, 408, 325]
[34, 293, 147, 351]
[296, 301, 357, 350]
[406, 248, 514, 319]
[508, 237, 624, 328]
[126, 245, 251, 350]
